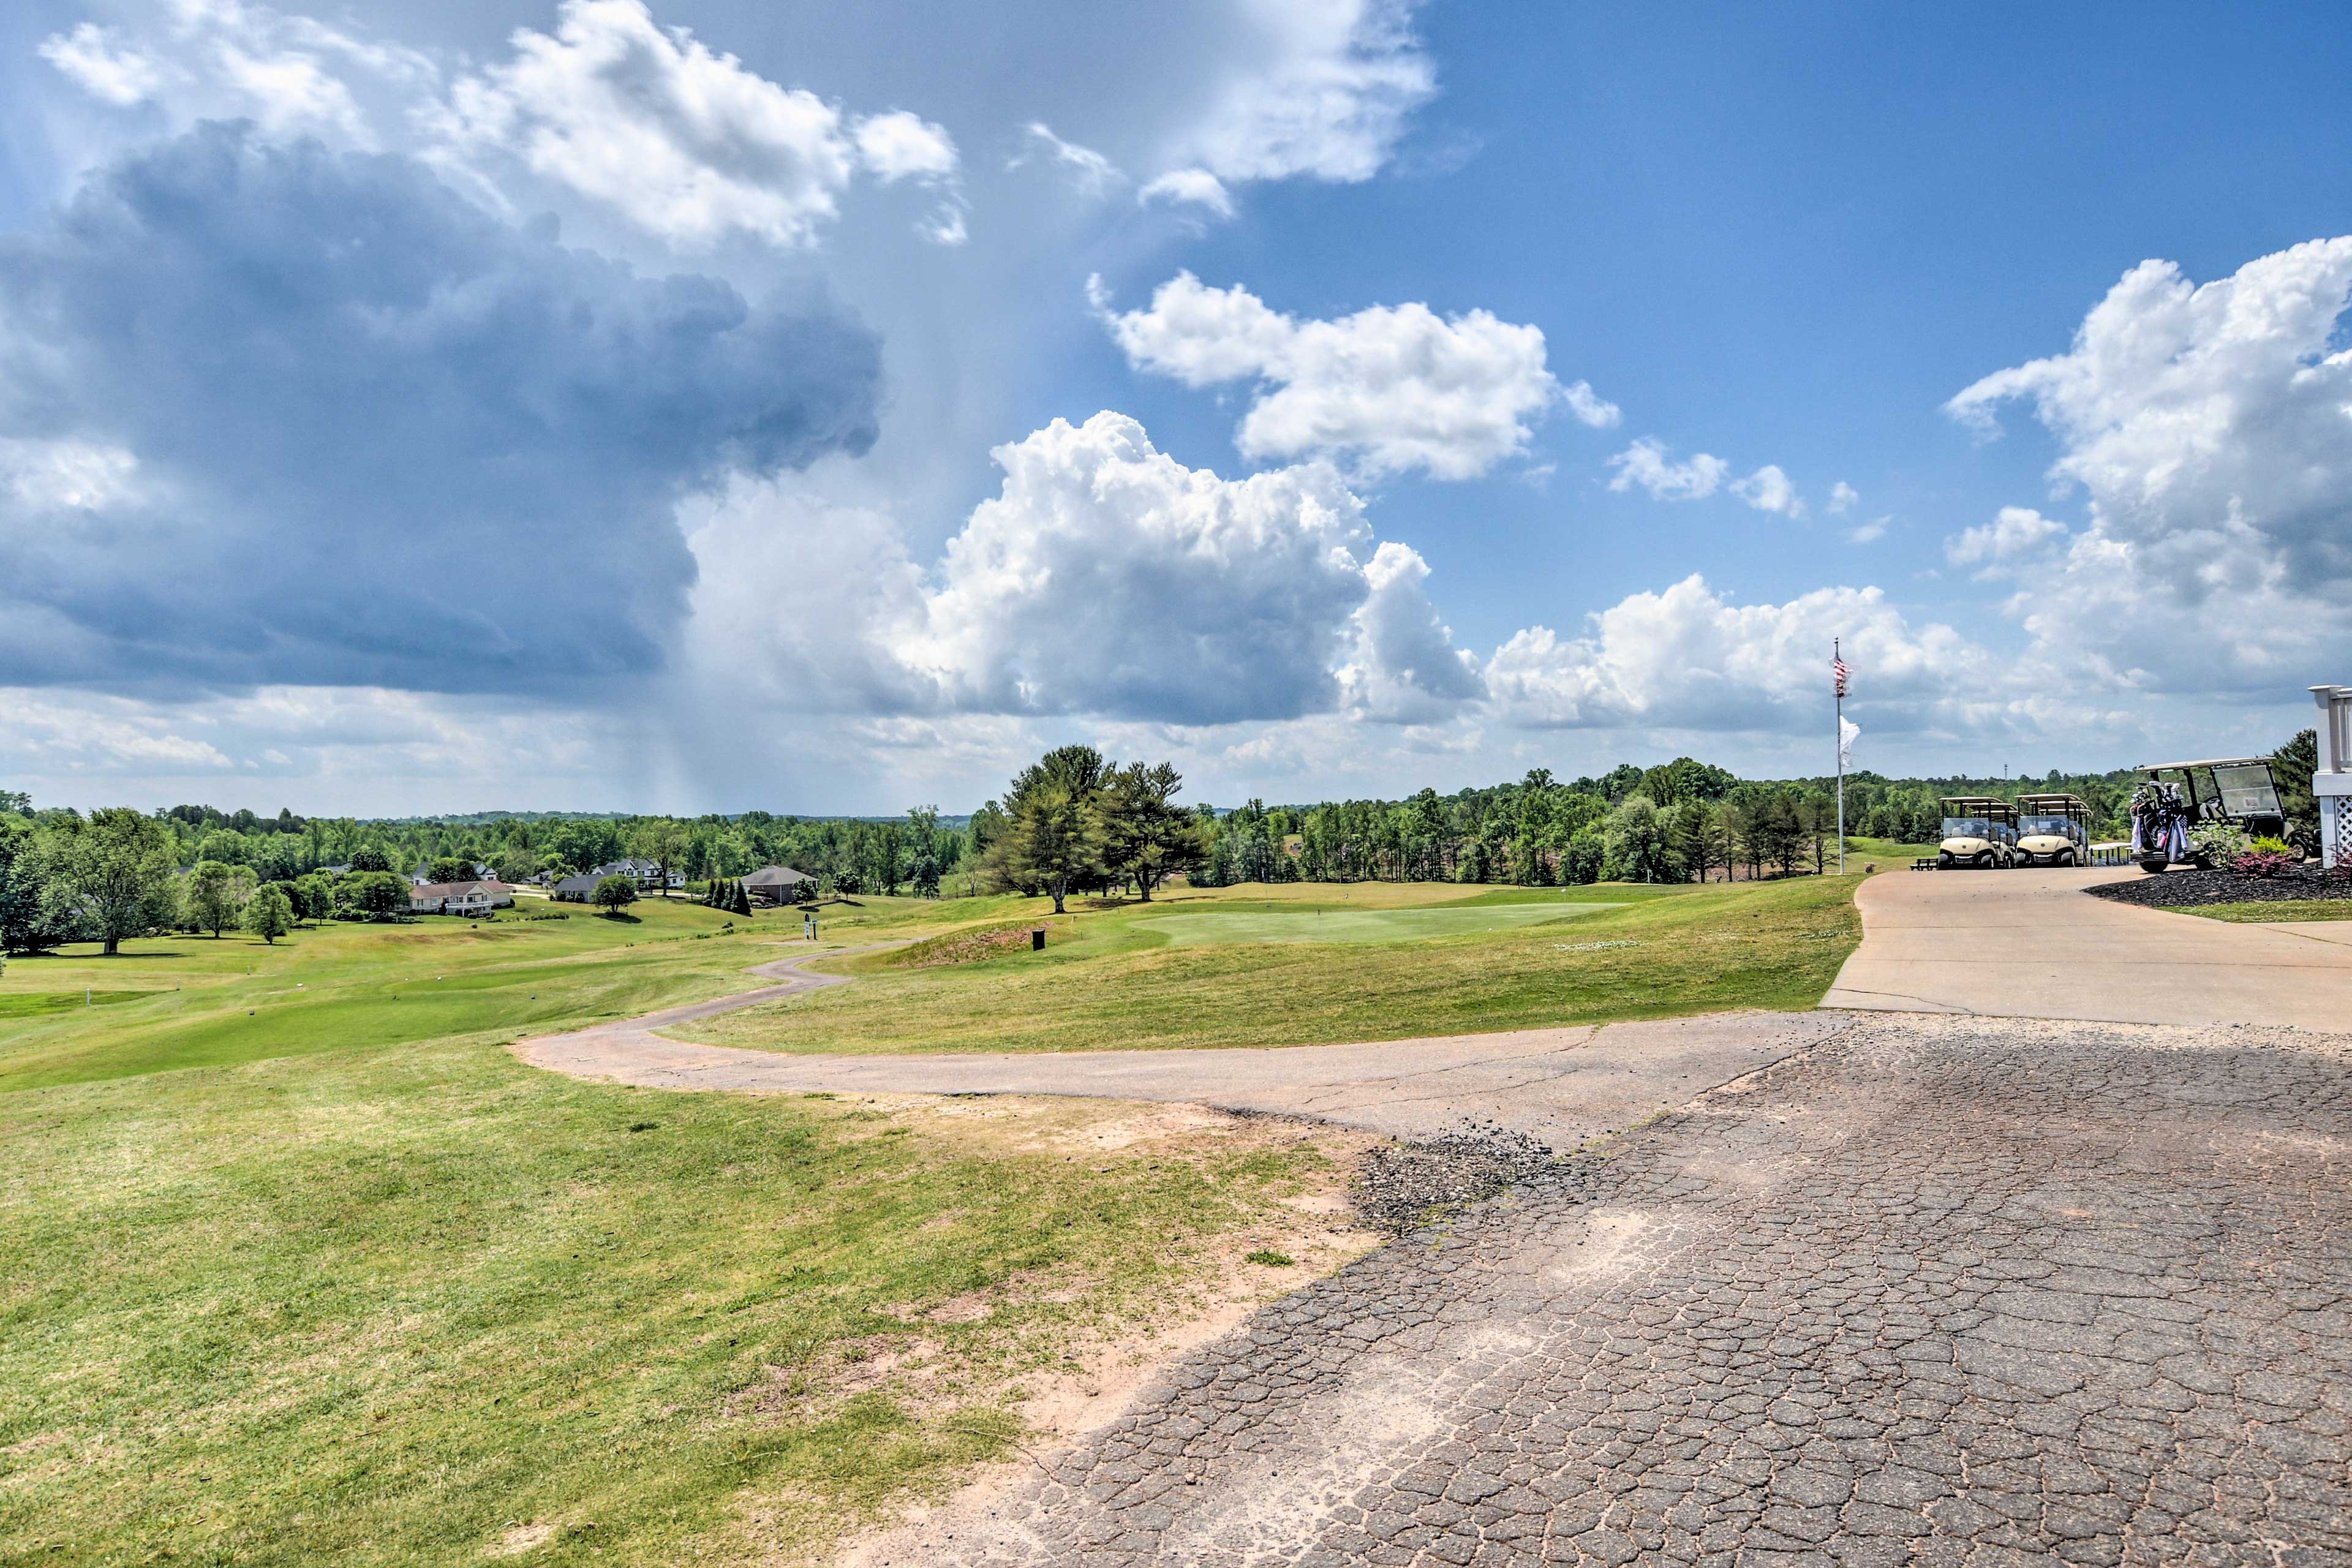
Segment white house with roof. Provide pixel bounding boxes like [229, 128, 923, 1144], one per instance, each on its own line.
[409, 880, 515, 916]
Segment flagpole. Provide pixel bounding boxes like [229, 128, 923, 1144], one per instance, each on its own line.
[1834, 636, 1846, 875]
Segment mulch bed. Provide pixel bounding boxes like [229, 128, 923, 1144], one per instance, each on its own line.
[2086, 863, 2351, 909]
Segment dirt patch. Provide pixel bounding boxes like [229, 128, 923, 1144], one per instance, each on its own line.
[2087, 864, 2349, 908]
[490, 1521, 556, 1556]
[825, 1099, 1386, 1568]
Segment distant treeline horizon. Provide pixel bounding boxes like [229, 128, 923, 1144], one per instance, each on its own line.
[6, 729, 2318, 905]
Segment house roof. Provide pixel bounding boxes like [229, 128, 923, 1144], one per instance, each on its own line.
[412, 880, 498, 899]
[554, 874, 601, 892]
[740, 865, 812, 886]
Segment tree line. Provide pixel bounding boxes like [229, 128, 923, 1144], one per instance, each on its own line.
[1193, 760, 1842, 888]
[1, 801, 978, 901]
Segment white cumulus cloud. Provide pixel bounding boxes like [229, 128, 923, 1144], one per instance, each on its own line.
[904, 412, 1474, 722]
[47, 0, 967, 251]
[1340, 542, 1487, 722]
[1562, 380, 1622, 429]
[1947, 235, 2352, 694]
[37, 0, 423, 144]
[1484, 575, 2000, 735]
[1945, 506, 2066, 570]
[1139, 168, 1235, 218]
[1827, 480, 1859, 514]
[1605, 439, 1728, 501]
[436, 0, 865, 247]
[1730, 463, 1803, 517]
[1102, 271, 1564, 480]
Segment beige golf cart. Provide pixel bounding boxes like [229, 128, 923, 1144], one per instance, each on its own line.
[2014, 793, 2092, 867]
[1937, 796, 2019, 869]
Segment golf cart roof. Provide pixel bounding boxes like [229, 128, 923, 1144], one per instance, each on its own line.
[2016, 792, 2089, 816]
[2133, 757, 2276, 772]
[1940, 795, 2018, 816]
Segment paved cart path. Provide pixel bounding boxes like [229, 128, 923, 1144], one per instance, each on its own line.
[514, 945, 1838, 1147]
[1823, 864, 2352, 1028]
[861, 1013, 2352, 1567]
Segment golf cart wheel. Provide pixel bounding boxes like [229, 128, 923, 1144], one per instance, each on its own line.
[1973, 852, 1991, 869]
[2057, 850, 2075, 867]
[1937, 853, 1953, 869]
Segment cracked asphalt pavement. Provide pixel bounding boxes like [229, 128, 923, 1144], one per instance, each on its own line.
[867, 1013, 2352, 1566]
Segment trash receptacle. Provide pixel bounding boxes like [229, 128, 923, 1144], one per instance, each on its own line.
[1031, 927, 1046, 951]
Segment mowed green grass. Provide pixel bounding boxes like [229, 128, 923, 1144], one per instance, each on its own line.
[0, 895, 947, 1093]
[1129, 900, 1623, 945]
[1840, 836, 1939, 864]
[0, 1034, 1349, 1567]
[681, 874, 1863, 1057]
[2187, 899, 2352, 922]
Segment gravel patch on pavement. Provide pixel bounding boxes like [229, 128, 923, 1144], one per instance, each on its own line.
[1351, 1121, 1558, 1237]
[2087, 863, 2349, 908]
[873, 1012, 2352, 1566]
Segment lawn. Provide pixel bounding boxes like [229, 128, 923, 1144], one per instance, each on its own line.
[679, 874, 1863, 1057]
[0, 1025, 1364, 1567]
[1840, 835, 1938, 864]
[1129, 901, 1623, 945]
[0, 895, 949, 1094]
[2186, 900, 2352, 922]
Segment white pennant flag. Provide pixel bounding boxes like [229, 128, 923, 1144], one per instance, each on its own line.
[1839, 717, 1860, 769]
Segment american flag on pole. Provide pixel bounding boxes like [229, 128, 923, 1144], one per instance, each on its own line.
[1832, 654, 1850, 698]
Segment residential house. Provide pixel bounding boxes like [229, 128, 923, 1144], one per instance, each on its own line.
[739, 865, 815, 906]
[589, 858, 682, 891]
[552, 874, 601, 903]
[409, 880, 515, 916]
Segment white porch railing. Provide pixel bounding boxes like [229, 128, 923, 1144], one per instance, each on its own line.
[2313, 685, 2352, 869]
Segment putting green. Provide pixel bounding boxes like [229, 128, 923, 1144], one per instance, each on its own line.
[1131, 902, 1625, 946]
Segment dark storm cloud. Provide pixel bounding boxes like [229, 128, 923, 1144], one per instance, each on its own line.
[0, 121, 881, 694]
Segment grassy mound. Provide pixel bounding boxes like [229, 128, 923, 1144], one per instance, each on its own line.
[883, 916, 1079, 968]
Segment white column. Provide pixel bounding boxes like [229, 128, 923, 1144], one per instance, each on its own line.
[2314, 686, 2352, 868]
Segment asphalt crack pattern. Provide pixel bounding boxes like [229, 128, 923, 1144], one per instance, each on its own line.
[878, 1015, 2352, 1566]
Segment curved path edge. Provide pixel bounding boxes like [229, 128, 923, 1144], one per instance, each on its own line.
[512, 943, 1844, 1146]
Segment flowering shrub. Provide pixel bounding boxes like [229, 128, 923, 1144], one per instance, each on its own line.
[2188, 822, 2251, 863]
[2333, 843, 2352, 882]
[2231, 849, 2296, 879]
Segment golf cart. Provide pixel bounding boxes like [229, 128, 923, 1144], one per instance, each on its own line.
[1937, 796, 2019, 869]
[2127, 756, 2286, 873]
[2013, 793, 2092, 867]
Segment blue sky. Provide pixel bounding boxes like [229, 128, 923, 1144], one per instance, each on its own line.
[3, 1, 2350, 814]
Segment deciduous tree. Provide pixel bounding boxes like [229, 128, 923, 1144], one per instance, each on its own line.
[186, 861, 255, 937]
[633, 821, 688, 897]
[51, 807, 178, 956]
[592, 874, 639, 917]
[243, 884, 295, 944]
